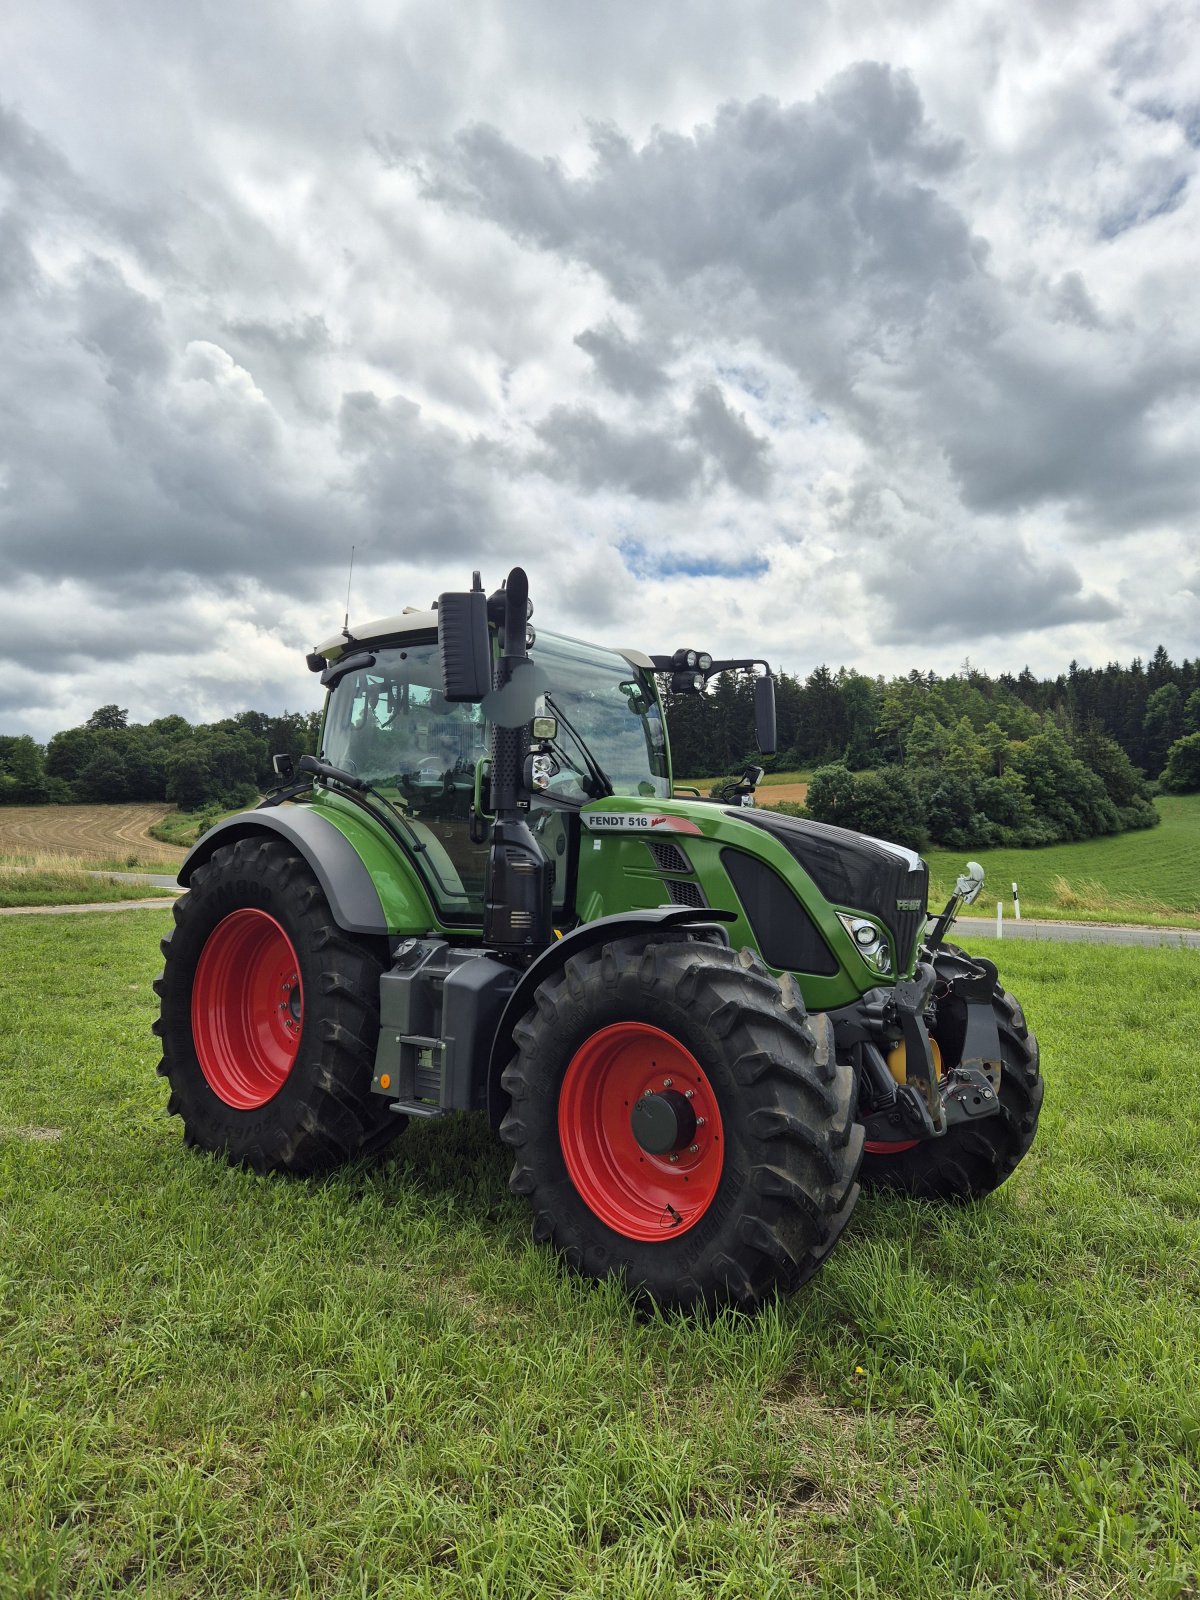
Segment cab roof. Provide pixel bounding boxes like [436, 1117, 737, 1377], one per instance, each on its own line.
[313, 610, 654, 671]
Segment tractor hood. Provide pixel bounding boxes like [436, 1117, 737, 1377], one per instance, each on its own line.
[730, 807, 930, 977]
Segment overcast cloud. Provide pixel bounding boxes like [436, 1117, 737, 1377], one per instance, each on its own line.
[1, 0, 1197, 740]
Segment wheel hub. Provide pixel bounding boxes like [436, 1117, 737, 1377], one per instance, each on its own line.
[630, 1089, 697, 1155]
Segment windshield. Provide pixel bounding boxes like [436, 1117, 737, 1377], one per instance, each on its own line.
[531, 632, 669, 803]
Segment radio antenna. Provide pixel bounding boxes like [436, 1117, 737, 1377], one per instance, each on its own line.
[343, 545, 356, 636]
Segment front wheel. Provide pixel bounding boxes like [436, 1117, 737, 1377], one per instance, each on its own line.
[499, 937, 863, 1312]
[153, 836, 403, 1173]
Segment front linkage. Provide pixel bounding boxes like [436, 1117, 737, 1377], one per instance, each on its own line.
[831, 955, 1004, 1149]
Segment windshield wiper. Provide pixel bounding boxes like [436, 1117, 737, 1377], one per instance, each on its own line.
[544, 695, 614, 799]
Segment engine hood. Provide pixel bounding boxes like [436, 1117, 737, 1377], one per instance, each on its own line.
[729, 808, 929, 974]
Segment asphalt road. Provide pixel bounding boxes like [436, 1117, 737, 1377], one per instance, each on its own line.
[3, 886, 1197, 948]
[952, 915, 1200, 950]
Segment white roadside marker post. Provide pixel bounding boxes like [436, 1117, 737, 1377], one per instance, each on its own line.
[1013, 880, 1021, 921]
[996, 900, 1003, 939]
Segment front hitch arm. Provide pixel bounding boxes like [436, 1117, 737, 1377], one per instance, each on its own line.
[891, 965, 943, 1134]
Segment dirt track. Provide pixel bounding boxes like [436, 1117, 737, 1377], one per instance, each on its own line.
[0, 805, 185, 864]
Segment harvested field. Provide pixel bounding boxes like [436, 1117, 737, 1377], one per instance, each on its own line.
[0, 805, 186, 866]
[757, 780, 808, 805]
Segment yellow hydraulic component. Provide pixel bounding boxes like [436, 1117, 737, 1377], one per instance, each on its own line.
[886, 1037, 943, 1087]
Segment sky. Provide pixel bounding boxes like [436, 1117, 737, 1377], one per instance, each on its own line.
[1, 0, 1198, 742]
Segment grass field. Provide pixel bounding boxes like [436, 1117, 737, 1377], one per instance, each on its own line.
[1, 912, 1197, 1597]
[0, 855, 176, 909]
[925, 794, 1200, 929]
[0, 806, 185, 869]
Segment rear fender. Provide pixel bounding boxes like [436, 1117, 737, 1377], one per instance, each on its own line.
[485, 906, 735, 1127]
[178, 808, 388, 936]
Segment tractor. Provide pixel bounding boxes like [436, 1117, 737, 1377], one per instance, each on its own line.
[153, 567, 1042, 1311]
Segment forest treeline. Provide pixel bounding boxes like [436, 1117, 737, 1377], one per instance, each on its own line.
[0, 706, 320, 814]
[662, 646, 1200, 850]
[2, 648, 1199, 852]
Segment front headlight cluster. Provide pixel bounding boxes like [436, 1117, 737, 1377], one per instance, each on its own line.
[837, 913, 893, 975]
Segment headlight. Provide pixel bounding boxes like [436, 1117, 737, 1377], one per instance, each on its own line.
[837, 913, 892, 975]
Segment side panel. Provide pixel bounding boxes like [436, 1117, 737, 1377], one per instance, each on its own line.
[573, 796, 887, 1010]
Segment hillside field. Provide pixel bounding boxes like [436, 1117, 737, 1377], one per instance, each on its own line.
[0, 912, 1197, 1597]
[0, 804, 186, 868]
[924, 793, 1200, 928]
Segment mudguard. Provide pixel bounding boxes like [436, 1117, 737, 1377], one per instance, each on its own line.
[485, 905, 735, 1127]
[178, 807, 388, 936]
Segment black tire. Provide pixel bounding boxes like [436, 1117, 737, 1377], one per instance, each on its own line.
[860, 944, 1042, 1201]
[499, 936, 863, 1313]
[153, 836, 403, 1174]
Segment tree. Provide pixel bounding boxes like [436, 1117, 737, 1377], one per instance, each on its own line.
[804, 764, 858, 828]
[75, 747, 131, 803]
[86, 705, 130, 731]
[45, 727, 101, 787]
[944, 717, 986, 780]
[1161, 733, 1200, 794]
[166, 748, 215, 811]
[0, 736, 48, 803]
[1143, 684, 1184, 778]
[905, 714, 948, 766]
[839, 671, 881, 770]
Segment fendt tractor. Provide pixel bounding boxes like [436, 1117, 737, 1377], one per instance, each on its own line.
[154, 568, 1043, 1312]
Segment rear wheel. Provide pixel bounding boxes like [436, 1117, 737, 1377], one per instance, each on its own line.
[860, 945, 1042, 1201]
[499, 937, 863, 1312]
[153, 836, 403, 1173]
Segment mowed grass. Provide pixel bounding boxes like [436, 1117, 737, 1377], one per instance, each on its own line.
[1, 914, 1198, 1597]
[0, 807, 184, 871]
[0, 855, 177, 909]
[926, 794, 1200, 929]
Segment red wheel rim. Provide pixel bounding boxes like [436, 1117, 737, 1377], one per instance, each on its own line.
[558, 1022, 724, 1241]
[191, 909, 303, 1109]
[864, 1138, 921, 1155]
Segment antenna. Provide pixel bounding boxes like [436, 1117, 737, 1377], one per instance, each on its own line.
[342, 545, 356, 636]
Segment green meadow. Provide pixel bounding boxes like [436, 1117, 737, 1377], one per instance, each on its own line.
[1, 911, 1198, 1597]
[924, 794, 1200, 928]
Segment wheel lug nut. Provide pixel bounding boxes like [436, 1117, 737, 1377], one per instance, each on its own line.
[688, 1144, 698, 1154]
[668, 1154, 679, 1163]
[684, 1090, 695, 1099]
[663, 1078, 673, 1088]
[695, 1117, 706, 1127]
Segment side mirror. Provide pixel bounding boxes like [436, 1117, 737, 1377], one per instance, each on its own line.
[320, 650, 376, 691]
[438, 580, 492, 702]
[956, 861, 985, 904]
[272, 753, 295, 780]
[754, 675, 777, 755]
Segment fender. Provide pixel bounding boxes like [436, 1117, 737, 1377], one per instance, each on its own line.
[178, 806, 388, 936]
[485, 905, 735, 1127]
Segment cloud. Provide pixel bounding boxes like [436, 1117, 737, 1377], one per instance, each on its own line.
[573, 320, 669, 397]
[1, 5, 1197, 739]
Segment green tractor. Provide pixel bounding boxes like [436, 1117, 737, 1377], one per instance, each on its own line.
[154, 567, 1042, 1311]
